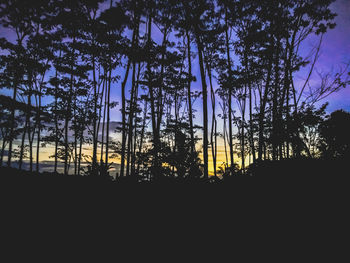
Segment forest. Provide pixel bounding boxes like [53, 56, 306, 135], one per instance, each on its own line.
[0, 0, 349, 183]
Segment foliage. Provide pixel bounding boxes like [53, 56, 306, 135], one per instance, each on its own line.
[0, 0, 349, 181]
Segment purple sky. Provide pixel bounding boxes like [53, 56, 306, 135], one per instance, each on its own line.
[299, 0, 350, 112]
[0, 0, 349, 171]
[1, 0, 349, 120]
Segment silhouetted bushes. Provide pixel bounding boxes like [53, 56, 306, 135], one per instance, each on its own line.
[2, 157, 347, 185]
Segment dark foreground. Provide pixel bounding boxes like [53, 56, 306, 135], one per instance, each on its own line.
[0, 158, 347, 185]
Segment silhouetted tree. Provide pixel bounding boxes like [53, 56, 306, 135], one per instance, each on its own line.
[0, 0, 347, 182]
[319, 110, 350, 159]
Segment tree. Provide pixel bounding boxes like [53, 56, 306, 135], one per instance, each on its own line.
[0, 0, 346, 181]
[0, 0, 32, 167]
[319, 110, 350, 159]
[118, 0, 144, 177]
[181, 0, 216, 179]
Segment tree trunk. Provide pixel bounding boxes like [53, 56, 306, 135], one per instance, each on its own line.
[54, 77, 59, 173]
[126, 62, 137, 177]
[224, 15, 235, 175]
[136, 95, 148, 176]
[222, 103, 229, 167]
[19, 120, 27, 170]
[36, 93, 42, 173]
[7, 80, 18, 167]
[78, 129, 83, 176]
[73, 100, 78, 175]
[241, 112, 245, 172]
[244, 52, 256, 163]
[92, 53, 98, 172]
[19, 88, 31, 170]
[0, 139, 6, 167]
[208, 65, 217, 177]
[100, 76, 107, 167]
[64, 37, 75, 175]
[195, 32, 208, 179]
[131, 63, 141, 176]
[186, 30, 195, 154]
[126, 22, 140, 177]
[29, 121, 34, 172]
[146, 12, 160, 179]
[35, 61, 48, 173]
[120, 64, 130, 177]
[258, 60, 273, 161]
[105, 68, 112, 172]
[120, 17, 138, 177]
[156, 28, 168, 138]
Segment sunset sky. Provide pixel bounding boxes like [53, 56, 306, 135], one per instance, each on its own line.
[0, 0, 349, 175]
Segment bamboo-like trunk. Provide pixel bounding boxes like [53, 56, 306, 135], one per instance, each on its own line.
[0, 139, 6, 167]
[131, 63, 141, 176]
[208, 66, 217, 177]
[35, 60, 49, 173]
[73, 99, 78, 175]
[7, 79, 18, 167]
[64, 37, 76, 175]
[54, 72, 59, 173]
[195, 32, 208, 179]
[78, 129, 83, 176]
[120, 61, 131, 177]
[126, 21, 140, 177]
[120, 16, 138, 177]
[36, 94, 42, 173]
[100, 76, 107, 167]
[272, 39, 280, 161]
[126, 62, 137, 177]
[29, 120, 34, 172]
[258, 60, 272, 161]
[105, 68, 112, 171]
[244, 52, 256, 163]
[104, 2, 113, 172]
[19, 120, 27, 170]
[64, 93, 70, 175]
[241, 111, 245, 172]
[29, 87, 36, 172]
[156, 27, 168, 137]
[222, 103, 229, 168]
[92, 53, 98, 171]
[146, 12, 160, 178]
[224, 14, 235, 175]
[19, 86, 31, 170]
[136, 95, 148, 175]
[186, 30, 195, 154]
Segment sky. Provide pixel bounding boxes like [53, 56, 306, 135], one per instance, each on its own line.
[1, 0, 350, 174]
[296, 0, 350, 112]
[108, 0, 350, 122]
